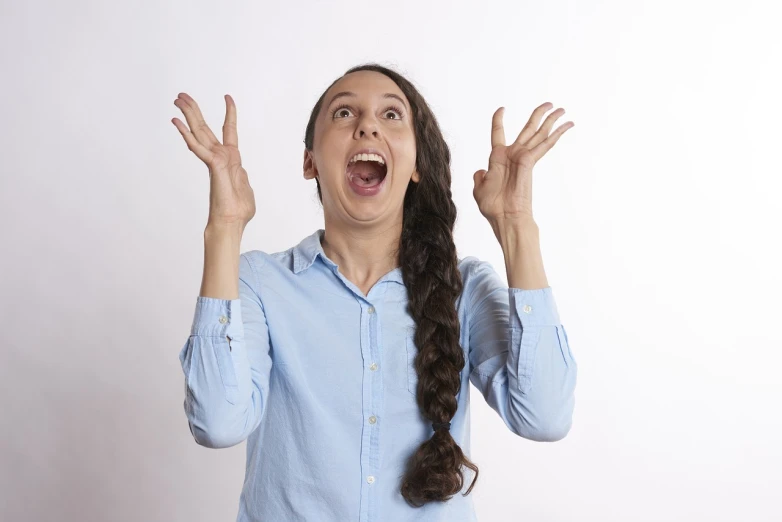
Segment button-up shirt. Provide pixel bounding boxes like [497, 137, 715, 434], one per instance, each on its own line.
[178, 228, 578, 522]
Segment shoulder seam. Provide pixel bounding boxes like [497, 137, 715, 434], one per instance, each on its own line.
[464, 258, 482, 329]
[241, 251, 266, 291]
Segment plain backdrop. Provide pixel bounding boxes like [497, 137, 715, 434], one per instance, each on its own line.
[2, 0, 780, 520]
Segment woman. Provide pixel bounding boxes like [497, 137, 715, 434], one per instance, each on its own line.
[173, 63, 577, 522]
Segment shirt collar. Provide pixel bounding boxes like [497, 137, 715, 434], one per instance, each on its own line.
[292, 228, 404, 285]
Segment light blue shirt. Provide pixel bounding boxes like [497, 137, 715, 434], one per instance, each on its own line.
[178, 228, 577, 522]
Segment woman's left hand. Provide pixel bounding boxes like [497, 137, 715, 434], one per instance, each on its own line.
[473, 102, 574, 225]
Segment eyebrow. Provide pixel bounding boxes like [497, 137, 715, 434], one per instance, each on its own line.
[326, 91, 409, 112]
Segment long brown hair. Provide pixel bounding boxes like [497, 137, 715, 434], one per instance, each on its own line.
[303, 63, 479, 507]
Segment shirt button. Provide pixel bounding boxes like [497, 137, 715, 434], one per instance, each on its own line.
[369, 363, 378, 371]
[218, 315, 228, 324]
[367, 306, 375, 314]
[369, 415, 377, 424]
[367, 475, 375, 484]
[522, 305, 533, 314]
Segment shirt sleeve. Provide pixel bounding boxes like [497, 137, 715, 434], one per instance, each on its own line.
[177, 252, 273, 449]
[466, 259, 577, 441]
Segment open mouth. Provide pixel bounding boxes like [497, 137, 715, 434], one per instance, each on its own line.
[346, 157, 388, 188]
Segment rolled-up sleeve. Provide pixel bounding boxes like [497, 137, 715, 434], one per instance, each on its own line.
[466, 259, 577, 442]
[178, 252, 273, 449]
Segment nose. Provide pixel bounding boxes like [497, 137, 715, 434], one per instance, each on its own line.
[354, 113, 380, 140]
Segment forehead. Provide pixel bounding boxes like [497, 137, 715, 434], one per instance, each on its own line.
[324, 70, 408, 106]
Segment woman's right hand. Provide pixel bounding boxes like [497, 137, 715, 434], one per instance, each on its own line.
[172, 93, 256, 230]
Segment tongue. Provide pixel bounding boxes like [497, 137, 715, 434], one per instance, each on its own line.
[348, 160, 385, 186]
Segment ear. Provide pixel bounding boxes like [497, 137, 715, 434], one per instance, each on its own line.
[303, 149, 318, 180]
[411, 169, 420, 183]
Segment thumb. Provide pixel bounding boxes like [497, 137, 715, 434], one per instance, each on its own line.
[473, 169, 487, 186]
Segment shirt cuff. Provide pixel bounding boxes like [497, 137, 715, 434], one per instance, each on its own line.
[509, 287, 560, 328]
[190, 296, 244, 338]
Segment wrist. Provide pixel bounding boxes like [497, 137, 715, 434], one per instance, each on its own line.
[489, 216, 539, 248]
[204, 220, 245, 239]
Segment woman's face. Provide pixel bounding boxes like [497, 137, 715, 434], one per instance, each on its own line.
[304, 70, 419, 225]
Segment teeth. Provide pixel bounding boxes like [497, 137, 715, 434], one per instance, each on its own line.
[348, 153, 385, 165]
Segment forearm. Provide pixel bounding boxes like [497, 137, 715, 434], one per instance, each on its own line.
[490, 218, 548, 290]
[200, 223, 245, 299]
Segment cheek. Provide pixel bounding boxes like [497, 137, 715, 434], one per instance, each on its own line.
[390, 133, 417, 160]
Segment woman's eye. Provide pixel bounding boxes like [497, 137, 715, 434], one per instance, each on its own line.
[333, 106, 403, 120]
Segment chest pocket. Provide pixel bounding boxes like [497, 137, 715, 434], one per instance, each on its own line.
[405, 335, 418, 396]
[404, 330, 470, 399]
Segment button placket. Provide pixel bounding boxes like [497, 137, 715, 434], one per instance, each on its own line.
[212, 313, 238, 404]
[362, 302, 380, 493]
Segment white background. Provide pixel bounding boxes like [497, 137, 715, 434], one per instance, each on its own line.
[2, 0, 780, 520]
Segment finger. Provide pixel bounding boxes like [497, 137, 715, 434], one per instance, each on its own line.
[491, 107, 506, 149]
[222, 94, 238, 148]
[530, 121, 574, 158]
[527, 108, 565, 149]
[175, 93, 220, 146]
[172, 117, 213, 164]
[513, 102, 553, 146]
[473, 169, 487, 186]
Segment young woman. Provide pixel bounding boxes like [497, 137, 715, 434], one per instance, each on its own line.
[173, 63, 577, 522]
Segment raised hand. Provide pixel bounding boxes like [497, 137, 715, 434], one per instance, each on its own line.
[172, 93, 256, 229]
[472, 102, 574, 226]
